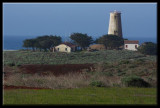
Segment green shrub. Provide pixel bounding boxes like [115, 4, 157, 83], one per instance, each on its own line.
[6, 62, 15, 67]
[138, 42, 157, 55]
[3, 50, 156, 65]
[89, 80, 105, 87]
[121, 75, 150, 87]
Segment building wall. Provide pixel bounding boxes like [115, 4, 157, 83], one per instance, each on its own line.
[124, 44, 139, 51]
[108, 11, 123, 37]
[55, 44, 72, 52]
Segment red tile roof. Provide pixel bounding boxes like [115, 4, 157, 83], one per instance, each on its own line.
[124, 40, 139, 44]
[61, 42, 77, 47]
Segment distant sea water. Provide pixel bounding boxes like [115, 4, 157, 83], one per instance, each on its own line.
[3, 36, 157, 50]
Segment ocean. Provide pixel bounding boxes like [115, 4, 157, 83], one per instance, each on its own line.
[3, 36, 157, 50]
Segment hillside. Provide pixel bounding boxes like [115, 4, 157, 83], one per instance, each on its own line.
[3, 50, 156, 65]
[3, 50, 157, 88]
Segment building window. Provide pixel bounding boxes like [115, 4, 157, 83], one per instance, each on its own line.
[65, 48, 67, 51]
[126, 45, 128, 48]
[135, 45, 137, 48]
[57, 48, 59, 51]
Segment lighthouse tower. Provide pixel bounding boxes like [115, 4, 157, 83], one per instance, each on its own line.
[108, 10, 123, 37]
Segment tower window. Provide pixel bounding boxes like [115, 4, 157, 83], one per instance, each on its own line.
[114, 16, 117, 19]
[65, 48, 67, 51]
[114, 31, 117, 34]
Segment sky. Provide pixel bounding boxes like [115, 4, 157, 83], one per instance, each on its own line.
[3, 3, 157, 39]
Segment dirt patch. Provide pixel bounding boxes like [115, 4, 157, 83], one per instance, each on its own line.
[18, 64, 95, 76]
[3, 85, 50, 90]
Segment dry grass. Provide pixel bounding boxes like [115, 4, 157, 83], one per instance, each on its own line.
[3, 70, 123, 89]
[3, 72, 91, 89]
[3, 59, 157, 89]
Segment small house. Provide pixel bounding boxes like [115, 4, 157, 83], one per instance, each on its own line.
[124, 40, 139, 51]
[53, 42, 78, 53]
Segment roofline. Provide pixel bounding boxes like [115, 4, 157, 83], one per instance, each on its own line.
[58, 43, 77, 48]
[110, 11, 121, 14]
[124, 43, 139, 44]
[124, 40, 139, 44]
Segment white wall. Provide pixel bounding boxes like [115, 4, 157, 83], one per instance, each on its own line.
[124, 44, 139, 51]
[55, 44, 71, 52]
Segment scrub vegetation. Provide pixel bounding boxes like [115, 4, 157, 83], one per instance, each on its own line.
[3, 51, 157, 89]
[3, 50, 156, 66]
[3, 50, 157, 105]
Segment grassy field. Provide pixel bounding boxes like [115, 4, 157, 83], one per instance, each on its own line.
[3, 50, 157, 105]
[3, 50, 156, 65]
[3, 87, 157, 105]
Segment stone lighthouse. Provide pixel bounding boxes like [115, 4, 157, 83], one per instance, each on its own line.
[108, 10, 123, 37]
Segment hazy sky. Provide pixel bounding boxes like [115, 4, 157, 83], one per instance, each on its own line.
[3, 3, 157, 39]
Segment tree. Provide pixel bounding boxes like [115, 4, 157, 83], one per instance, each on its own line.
[49, 35, 62, 48]
[29, 39, 36, 51]
[137, 42, 157, 55]
[23, 39, 36, 51]
[35, 35, 62, 51]
[23, 35, 62, 52]
[34, 39, 42, 51]
[96, 34, 124, 49]
[34, 36, 47, 51]
[23, 39, 31, 50]
[70, 33, 93, 50]
[39, 40, 50, 51]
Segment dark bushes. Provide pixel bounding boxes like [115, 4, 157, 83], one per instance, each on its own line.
[6, 62, 15, 67]
[138, 42, 157, 55]
[89, 80, 105, 87]
[121, 75, 150, 87]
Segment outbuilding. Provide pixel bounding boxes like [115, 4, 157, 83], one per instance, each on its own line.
[53, 42, 77, 53]
[124, 40, 139, 51]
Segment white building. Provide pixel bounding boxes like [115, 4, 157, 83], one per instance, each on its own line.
[52, 42, 77, 53]
[124, 40, 139, 51]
